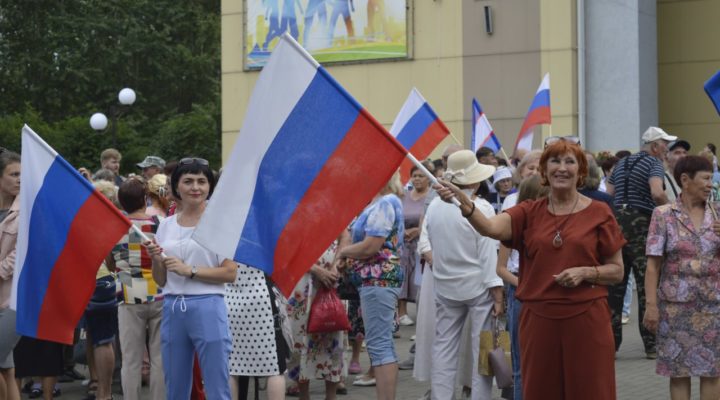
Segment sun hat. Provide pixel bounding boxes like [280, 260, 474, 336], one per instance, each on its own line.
[642, 127, 677, 143]
[136, 156, 166, 169]
[445, 150, 495, 185]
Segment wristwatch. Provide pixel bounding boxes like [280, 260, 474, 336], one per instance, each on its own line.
[190, 266, 198, 280]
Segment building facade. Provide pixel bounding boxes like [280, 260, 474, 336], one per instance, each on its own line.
[221, 0, 720, 160]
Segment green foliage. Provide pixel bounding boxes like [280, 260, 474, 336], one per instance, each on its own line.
[0, 0, 221, 174]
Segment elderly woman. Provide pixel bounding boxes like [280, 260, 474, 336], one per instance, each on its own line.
[438, 138, 625, 400]
[286, 234, 348, 400]
[145, 158, 237, 400]
[111, 178, 165, 400]
[146, 173, 169, 217]
[398, 162, 433, 326]
[0, 149, 21, 400]
[643, 155, 720, 400]
[337, 172, 404, 400]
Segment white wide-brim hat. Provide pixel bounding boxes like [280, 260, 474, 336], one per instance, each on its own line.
[445, 150, 495, 185]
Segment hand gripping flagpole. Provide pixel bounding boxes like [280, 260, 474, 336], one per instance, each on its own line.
[405, 152, 462, 207]
[131, 224, 168, 258]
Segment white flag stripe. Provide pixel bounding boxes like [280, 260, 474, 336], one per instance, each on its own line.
[10, 126, 59, 310]
[389, 88, 426, 137]
[193, 35, 319, 259]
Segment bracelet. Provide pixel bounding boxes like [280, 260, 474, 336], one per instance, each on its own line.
[461, 202, 476, 218]
[592, 266, 599, 285]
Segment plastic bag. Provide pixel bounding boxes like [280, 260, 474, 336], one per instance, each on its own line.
[307, 286, 351, 333]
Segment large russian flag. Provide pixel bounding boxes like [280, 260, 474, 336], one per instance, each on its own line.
[472, 98, 501, 153]
[389, 88, 450, 182]
[514, 73, 551, 152]
[704, 69, 720, 116]
[192, 34, 407, 296]
[10, 125, 131, 344]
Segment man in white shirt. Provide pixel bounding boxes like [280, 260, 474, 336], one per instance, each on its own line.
[426, 150, 504, 400]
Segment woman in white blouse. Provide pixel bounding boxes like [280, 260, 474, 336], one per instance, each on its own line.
[146, 158, 237, 400]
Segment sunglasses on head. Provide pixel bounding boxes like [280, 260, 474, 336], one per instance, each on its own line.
[544, 135, 581, 147]
[179, 157, 209, 166]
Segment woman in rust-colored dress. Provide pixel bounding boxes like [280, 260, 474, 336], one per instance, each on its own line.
[438, 138, 626, 400]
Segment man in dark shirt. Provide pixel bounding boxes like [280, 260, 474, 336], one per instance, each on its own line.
[605, 126, 673, 359]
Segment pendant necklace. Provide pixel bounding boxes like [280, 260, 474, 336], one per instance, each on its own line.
[549, 193, 580, 248]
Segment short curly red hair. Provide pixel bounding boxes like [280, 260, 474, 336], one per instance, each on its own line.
[539, 141, 588, 188]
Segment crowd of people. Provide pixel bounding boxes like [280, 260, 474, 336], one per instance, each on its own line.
[0, 125, 719, 400]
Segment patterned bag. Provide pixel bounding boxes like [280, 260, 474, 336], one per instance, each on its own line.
[479, 316, 513, 389]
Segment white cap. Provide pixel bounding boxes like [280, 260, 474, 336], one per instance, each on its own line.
[642, 126, 677, 143]
[493, 167, 513, 184]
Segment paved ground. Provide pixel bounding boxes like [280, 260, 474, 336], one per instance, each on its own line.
[40, 301, 702, 399]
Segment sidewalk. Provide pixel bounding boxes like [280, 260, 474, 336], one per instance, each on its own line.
[46, 306, 701, 399]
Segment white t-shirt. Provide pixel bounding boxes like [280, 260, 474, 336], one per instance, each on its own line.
[425, 195, 503, 301]
[500, 193, 520, 274]
[155, 214, 225, 296]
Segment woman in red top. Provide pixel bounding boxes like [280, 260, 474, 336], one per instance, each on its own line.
[438, 138, 626, 400]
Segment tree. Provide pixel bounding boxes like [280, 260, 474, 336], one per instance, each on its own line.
[0, 0, 221, 173]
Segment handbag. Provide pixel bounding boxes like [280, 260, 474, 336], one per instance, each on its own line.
[336, 272, 359, 301]
[479, 316, 513, 389]
[307, 286, 351, 333]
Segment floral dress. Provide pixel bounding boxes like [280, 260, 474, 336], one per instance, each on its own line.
[286, 241, 344, 383]
[348, 194, 404, 288]
[646, 199, 720, 377]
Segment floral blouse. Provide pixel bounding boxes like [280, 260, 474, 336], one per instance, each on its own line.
[646, 198, 720, 303]
[348, 194, 404, 288]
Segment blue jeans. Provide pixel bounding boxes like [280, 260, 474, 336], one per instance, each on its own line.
[507, 284, 523, 400]
[622, 274, 635, 316]
[359, 286, 400, 366]
[162, 294, 232, 400]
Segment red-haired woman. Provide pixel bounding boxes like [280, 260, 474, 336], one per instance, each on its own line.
[438, 138, 625, 400]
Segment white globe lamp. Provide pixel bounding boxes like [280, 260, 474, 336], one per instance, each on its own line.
[118, 88, 136, 106]
[90, 113, 109, 131]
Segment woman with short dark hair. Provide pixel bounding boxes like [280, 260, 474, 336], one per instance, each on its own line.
[146, 158, 237, 400]
[644, 155, 720, 400]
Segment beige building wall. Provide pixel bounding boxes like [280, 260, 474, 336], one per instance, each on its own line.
[539, 0, 577, 139]
[658, 0, 720, 153]
[222, 1, 574, 162]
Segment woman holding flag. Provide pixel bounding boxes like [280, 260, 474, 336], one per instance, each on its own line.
[438, 140, 625, 400]
[337, 171, 405, 400]
[146, 157, 237, 400]
[0, 149, 21, 400]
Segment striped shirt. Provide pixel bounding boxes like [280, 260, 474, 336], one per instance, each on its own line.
[608, 151, 665, 214]
[112, 216, 162, 304]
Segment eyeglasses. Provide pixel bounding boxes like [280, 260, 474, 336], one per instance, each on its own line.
[179, 157, 209, 166]
[544, 136, 581, 147]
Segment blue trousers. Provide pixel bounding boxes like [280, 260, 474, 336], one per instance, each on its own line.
[507, 284, 523, 400]
[162, 294, 231, 400]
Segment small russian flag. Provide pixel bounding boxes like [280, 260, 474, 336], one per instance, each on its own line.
[472, 98, 501, 153]
[515, 73, 551, 152]
[389, 88, 450, 182]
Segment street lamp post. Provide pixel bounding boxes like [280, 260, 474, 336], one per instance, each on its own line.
[90, 88, 136, 148]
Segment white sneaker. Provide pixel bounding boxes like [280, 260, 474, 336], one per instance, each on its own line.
[621, 314, 630, 325]
[398, 315, 415, 326]
[352, 375, 376, 386]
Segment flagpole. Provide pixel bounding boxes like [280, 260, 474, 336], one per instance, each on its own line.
[406, 152, 462, 207]
[132, 224, 168, 258]
[499, 147, 512, 165]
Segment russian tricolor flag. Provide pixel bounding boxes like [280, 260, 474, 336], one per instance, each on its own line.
[472, 98, 501, 153]
[192, 34, 407, 296]
[515, 73, 551, 152]
[704, 69, 720, 116]
[10, 126, 131, 344]
[389, 88, 450, 182]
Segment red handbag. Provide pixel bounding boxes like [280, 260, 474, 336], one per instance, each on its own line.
[307, 286, 351, 333]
